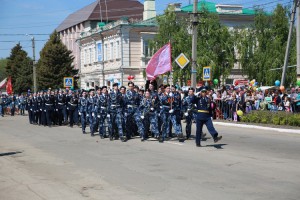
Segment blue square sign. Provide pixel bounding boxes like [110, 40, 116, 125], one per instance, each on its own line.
[203, 67, 211, 81]
[64, 77, 74, 88]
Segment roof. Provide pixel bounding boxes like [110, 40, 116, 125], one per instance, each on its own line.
[181, 0, 256, 16]
[57, 0, 143, 32]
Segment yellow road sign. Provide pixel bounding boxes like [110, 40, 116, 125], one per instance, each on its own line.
[175, 53, 190, 69]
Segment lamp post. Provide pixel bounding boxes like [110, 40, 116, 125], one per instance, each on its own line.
[26, 34, 37, 93]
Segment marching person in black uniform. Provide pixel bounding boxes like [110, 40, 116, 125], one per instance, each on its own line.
[26, 93, 34, 124]
[193, 87, 222, 147]
[56, 89, 66, 126]
[44, 90, 55, 127]
[97, 86, 109, 139]
[68, 91, 78, 128]
[79, 90, 88, 134]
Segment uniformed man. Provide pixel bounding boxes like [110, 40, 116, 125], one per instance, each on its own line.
[140, 89, 160, 141]
[182, 87, 197, 139]
[193, 88, 222, 147]
[26, 93, 34, 124]
[56, 89, 66, 126]
[97, 86, 109, 139]
[79, 90, 88, 134]
[87, 90, 96, 136]
[68, 90, 78, 128]
[44, 90, 55, 127]
[124, 82, 145, 141]
[108, 83, 126, 142]
[19, 93, 26, 116]
[36, 91, 43, 125]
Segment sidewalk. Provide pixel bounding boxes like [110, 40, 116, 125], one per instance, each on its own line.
[213, 121, 300, 134]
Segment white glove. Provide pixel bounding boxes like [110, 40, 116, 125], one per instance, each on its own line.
[67, 107, 69, 110]
[56, 109, 58, 111]
[44, 110, 46, 112]
[30, 109, 32, 111]
[187, 109, 191, 111]
[40, 109, 42, 111]
[184, 112, 189, 116]
[195, 92, 200, 96]
[150, 108, 154, 111]
[169, 92, 173, 97]
[92, 113, 95, 117]
[107, 114, 110, 118]
[124, 113, 127, 117]
[78, 112, 81, 115]
[141, 115, 144, 119]
[97, 115, 100, 118]
[86, 114, 89, 117]
[169, 109, 174, 114]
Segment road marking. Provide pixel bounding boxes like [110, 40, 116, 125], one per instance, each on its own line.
[165, 141, 184, 146]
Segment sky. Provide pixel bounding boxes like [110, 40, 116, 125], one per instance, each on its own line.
[0, 0, 294, 60]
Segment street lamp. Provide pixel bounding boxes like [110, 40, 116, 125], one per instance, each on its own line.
[25, 34, 37, 93]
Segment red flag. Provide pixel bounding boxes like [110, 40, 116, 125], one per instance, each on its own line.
[6, 76, 13, 95]
[146, 43, 172, 80]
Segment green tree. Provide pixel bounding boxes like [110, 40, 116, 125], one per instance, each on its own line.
[5, 44, 33, 93]
[235, 4, 297, 86]
[37, 30, 77, 90]
[0, 58, 8, 81]
[150, 6, 234, 86]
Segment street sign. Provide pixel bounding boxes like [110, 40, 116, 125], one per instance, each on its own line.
[64, 77, 74, 88]
[203, 66, 211, 81]
[175, 53, 190, 69]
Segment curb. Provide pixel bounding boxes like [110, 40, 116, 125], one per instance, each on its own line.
[213, 122, 300, 134]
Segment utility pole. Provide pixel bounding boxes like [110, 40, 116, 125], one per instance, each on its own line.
[191, 0, 198, 88]
[32, 37, 37, 93]
[297, 0, 300, 80]
[281, 0, 298, 86]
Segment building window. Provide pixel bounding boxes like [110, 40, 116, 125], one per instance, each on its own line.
[110, 42, 114, 60]
[91, 82, 94, 87]
[97, 43, 103, 61]
[143, 40, 149, 57]
[104, 44, 108, 61]
[84, 49, 87, 65]
[89, 48, 92, 64]
[86, 82, 89, 87]
[116, 41, 120, 58]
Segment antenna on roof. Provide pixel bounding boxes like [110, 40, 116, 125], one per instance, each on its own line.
[98, 0, 103, 22]
[104, 0, 108, 23]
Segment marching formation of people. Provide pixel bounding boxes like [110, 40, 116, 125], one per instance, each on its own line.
[0, 81, 223, 147]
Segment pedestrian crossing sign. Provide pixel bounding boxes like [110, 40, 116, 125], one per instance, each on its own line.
[64, 77, 74, 88]
[203, 66, 211, 81]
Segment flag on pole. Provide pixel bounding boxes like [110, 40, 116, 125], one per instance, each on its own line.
[146, 43, 172, 80]
[6, 76, 13, 95]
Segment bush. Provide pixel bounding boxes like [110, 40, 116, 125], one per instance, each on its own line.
[240, 111, 300, 127]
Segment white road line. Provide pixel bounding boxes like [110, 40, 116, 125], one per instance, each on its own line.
[165, 141, 184, 146]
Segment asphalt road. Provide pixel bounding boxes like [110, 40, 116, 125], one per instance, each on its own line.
[1, 115, 300, 200]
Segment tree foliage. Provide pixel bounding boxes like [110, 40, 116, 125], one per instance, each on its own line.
[37, 30, 77, 90]
[235, 4, 297, 86]
[0, 58, 8, 81]
[150, 6, 235, 85]
[5, 44, 33, 94]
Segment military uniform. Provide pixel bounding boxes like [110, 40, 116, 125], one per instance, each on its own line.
[44, 93, 55, 127]
[140, 96, 159, 140]
[182, 94, 196, 139]
[97, 92, 109, 138]
[124, 89, 145, 140]
[56, 92, 66, 126]
[79, 95, 88, 133]
[193, 90, 222, 146]
[87, 95, 96, 136]
[108, 89, 125, 141]
[68, 93, 78, 127]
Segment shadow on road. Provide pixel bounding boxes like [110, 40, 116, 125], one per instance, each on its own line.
[205, 144, 227, 149]
[0, 151, 23, 157]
